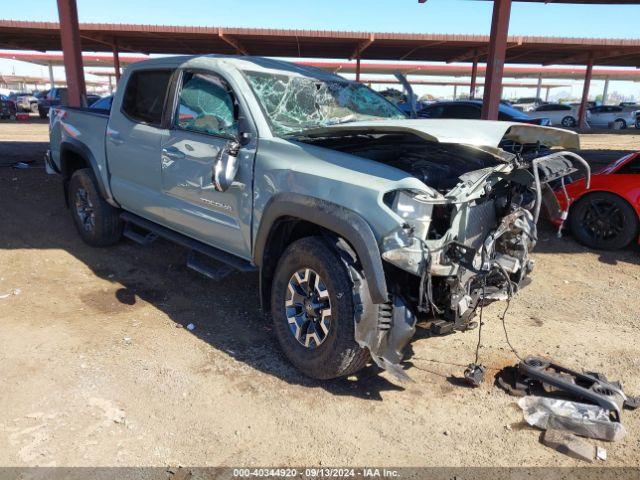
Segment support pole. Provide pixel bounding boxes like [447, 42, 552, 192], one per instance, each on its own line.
[453, 84, 458, 100]
[481, 0, 511, 120]
[578, 57, 594, 129]
[545, 86, 551, 102]
[356, 55, 361, 83]
[602, 76, 610, 105]
[56, 0, 86, 107]
[535, 74, 542, 101]
[48, 62, 55, 88]
[470, 57, 479, 99]
[108, 74, 113, 93]
[112, 39, 121, 82]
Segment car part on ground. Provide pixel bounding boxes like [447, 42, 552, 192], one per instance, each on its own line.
[553, 151, 640, 250]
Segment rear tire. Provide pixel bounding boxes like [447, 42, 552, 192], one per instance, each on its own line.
[561, 116, 576, 127]
[271, 236, 369, 379]
[68, 168, 123, 247]
[569, 192, 638, 250]
[612, 119, 627, 130]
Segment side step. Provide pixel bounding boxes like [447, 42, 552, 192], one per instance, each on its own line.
[120, 212, 256, 279]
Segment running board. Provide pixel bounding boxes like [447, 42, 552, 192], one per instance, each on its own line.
[120, 212, 256, 277]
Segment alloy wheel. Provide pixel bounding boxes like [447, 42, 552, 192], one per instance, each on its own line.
[74, 187, 96, 232]
[285, 268, 332, 349]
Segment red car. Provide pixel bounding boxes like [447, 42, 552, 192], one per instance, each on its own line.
[553, 152, 640, 250]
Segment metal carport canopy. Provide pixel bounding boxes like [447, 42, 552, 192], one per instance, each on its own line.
[1, 20, 640, 66]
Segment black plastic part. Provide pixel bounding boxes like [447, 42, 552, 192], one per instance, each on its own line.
[519, 356, 624, 421]
[254, 193, 389, 304]
[186, 251, 236, 281]
[464, 363, 486, 388]
[123, 224, 159, 246]
[429, 319, 455, 336]
[120, 212, 256, 274]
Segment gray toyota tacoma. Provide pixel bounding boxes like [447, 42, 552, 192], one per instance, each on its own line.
[47, 55, 590, 380]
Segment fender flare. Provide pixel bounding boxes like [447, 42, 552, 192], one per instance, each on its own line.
[254, 193, 389, 304]
[60, 139, 118, 207]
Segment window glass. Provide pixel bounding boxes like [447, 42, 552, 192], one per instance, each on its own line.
[617, 157, 640, 174]
[176, 72, 237, 137]
[122, 70, 172, 125]
[422, 105, 444, 118]
[441, 104, 479, 119]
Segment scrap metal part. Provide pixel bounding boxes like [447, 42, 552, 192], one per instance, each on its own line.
[500, 356, 639, 422]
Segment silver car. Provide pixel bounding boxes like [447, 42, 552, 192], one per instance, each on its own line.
[587, 105, 637, 129]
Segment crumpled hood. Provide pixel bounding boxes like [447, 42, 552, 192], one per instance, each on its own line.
[298, 119, 580, 158]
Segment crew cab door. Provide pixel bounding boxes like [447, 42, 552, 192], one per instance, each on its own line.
[159, 69, 256, 259]
[106, 68, 174, 223]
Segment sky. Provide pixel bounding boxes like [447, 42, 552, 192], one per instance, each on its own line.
[1, 0, 639, 100]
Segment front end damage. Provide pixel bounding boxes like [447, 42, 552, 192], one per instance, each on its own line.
[298, 123, 591, 379]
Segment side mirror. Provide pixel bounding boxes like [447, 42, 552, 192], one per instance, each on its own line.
[212, 140, 240, 192]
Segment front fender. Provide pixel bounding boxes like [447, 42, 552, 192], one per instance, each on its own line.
[254, 193, 389, 304]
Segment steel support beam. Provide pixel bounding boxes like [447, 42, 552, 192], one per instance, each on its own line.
[48, 62, 55, 88]
[602, 76, 610, 104]
[578, 56, 594, 129]
[356, 56, 361, 82]
[481, 0, 512, 120]
[453, 84, 458, 100]
[56, 0, 85, 106]
[545, 86, 551, 102]
[535, 74, 542, 100]
[112, 39, 121, 82]
[470, 57, 479, 98]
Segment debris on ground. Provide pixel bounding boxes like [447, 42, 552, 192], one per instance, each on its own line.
[186, 323, 195, 331]
[518, 396, 627, 441]
[463, 363, 486, 387]
[542, 428, 594, 463]
[0, 288, 21, 299]
[596, 446, 607, 461]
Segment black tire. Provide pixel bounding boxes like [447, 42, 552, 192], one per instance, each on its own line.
[561, 116, 576, 128]
[38, 108, 47, 119]
[271, 236, 369, 379]
[569, 192, 638, 250]
[68, 168, 123, 247]
[612, 119, 627, 130]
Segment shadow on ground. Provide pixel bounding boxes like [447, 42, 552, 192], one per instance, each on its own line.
[0, 144, 404, 400]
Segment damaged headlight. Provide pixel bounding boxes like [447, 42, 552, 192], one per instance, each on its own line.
[388, 190, 434, 239]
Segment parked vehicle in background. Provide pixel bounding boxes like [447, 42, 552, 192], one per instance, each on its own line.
[527, 103, 578, 127]
[89, 95, 113, 111]
[511, 97, 545, 112]
[619, 102, 639, 108]
[553, 152, 640, 250]
[0, 94, 17, 119]
[8, 92, 38, 113]
[634, 110, 640, 129]
[47, 55, 588, 380]
[38, 88, 101, 118]
[419, 100, 551, 125]
[587, 105, 637, 129]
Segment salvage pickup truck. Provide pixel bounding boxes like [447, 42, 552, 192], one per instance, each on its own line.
[47, 56, 590, 380]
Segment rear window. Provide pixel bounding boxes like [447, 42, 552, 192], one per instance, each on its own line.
[122, 69, 173, 126]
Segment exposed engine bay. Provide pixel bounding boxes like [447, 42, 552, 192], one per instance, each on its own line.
[297, 128, 591, 379]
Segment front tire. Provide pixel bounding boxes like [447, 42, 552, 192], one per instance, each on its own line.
[612, 119, 627, 130]
[271, 237, 369, 379]
[569, 192, 638, 250]
[561, 116, 577, 127]
[68, 168, 123, 247]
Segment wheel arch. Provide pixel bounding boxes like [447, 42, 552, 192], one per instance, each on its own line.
[59, 139, 118, 207]
[254, 193, 389, 310]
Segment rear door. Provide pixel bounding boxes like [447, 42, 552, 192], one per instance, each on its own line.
[106, 68, 174, 223]
[159, 69, 256, 259]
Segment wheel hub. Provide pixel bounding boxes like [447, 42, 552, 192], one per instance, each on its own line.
[74, 187, 95, 232]
[285, 268, 332, 349]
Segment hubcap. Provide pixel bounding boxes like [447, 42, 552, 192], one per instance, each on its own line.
[580, 199, 624, 242]
[285, 268, 332, 349]
[74, 187, 95, 232]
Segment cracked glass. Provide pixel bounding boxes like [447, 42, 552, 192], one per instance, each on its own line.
[244, 71, 404, 136]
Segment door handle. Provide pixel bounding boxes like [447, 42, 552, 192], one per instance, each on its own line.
[161, 147, 186, 160]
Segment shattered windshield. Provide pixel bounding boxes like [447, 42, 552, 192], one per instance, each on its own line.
[244, 71, 405, 136]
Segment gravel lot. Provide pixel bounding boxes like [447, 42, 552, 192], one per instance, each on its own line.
[0, 120, 639, 468]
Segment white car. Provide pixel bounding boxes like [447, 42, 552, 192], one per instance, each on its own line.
[587, 105, 637, 129]
[527, 103, 579, 127]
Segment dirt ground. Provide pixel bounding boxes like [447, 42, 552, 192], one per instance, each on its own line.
[0, 120, 639, 468]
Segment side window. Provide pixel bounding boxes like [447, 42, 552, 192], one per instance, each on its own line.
[175, 71, 238, 137]
[442, 105, 479, 119]
[617, 157, 640, 174]
[121, 69, 173, 126]
[559, 105, 571, 111]
[536, 105, 549, 112]
[422, 106, 443, 118]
